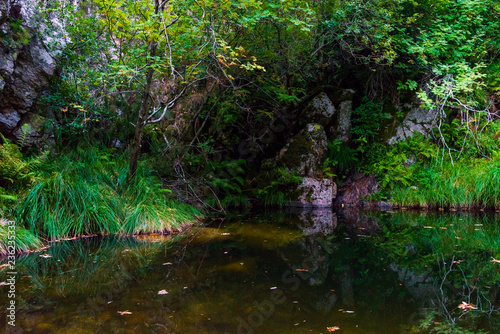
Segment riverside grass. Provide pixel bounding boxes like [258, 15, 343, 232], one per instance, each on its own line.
[13, 147, 200, 241]
[0, 221, 43, 255]
[391, 158, 500, 209]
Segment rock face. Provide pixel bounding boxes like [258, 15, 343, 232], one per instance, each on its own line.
[288, 177, 336, 208]
[388, 102, 439, 144]
[0, 0, 62, 144]
[298, 92, 336, 127]
[336, 100, 353, 143]
[334, 173, 379, 207]
[277, 123, 328, 177]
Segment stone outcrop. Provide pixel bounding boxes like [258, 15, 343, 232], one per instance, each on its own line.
[277, 123, 328, 177]
[288, 177, 336, 208]
[336, 100, 353, 143]
[0, 0, 65, 145]
[298, 92, 336, 127]
[334, 172, 379, 207]
[388, 101, 439, 144]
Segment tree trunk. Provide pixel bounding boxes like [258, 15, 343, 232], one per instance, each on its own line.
[127, 42, 158, 181]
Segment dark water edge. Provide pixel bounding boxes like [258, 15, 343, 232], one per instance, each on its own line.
[1, 209, 499, 333]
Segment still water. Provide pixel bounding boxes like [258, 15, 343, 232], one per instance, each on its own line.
[1, 210, 499, 333]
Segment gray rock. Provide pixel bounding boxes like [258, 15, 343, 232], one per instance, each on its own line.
[287, 177, 336, 208]
[277, 123, 327, 177]
[0, 0, 62, 145]
[388, 102, 439, 144]
[334, 173, 379, 207]
[332, 88, 355, 103]
[0, 49, 14, 76]
[0, 0, 9, 25]
[0, 109, 21, 131]
[337, 100, 352, 142]
[299, 92, 336, 127]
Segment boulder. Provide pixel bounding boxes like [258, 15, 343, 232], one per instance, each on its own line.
[336, 100, 352, 143]
[0, 108, 21, 132]
[298, 92, 336, 127]
[287, 177, 336, 208]
[277, 123, 327, 177]
[334, 173, 379, 207]
[388, 102, 439, 144]
[331, 88, 355, 104]
[0, 0, 60, 145]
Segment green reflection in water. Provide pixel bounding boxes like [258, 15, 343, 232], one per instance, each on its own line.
[0, 210, 499, 333]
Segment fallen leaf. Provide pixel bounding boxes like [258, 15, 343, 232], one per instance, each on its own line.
[327, 326, 340, 332]
[458, 302, 477, 311]
[158, 290, 168, 295]
[118, 311, 132, 315]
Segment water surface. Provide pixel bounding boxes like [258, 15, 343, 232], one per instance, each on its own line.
[1, 210, 499, 333]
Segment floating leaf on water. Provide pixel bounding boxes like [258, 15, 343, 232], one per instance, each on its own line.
[458, 302, 477, 311]
[158, 290, 168, 295]
[327, 326, 340, 332]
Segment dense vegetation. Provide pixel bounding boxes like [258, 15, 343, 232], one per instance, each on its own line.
[1, 0, 500, 249]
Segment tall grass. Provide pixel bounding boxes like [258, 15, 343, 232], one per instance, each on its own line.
[391, 158, 500, 209]
[15, 147, 201, 240]
[0, 220, 43, 256]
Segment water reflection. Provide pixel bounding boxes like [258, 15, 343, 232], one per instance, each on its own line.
[0, 210, 499, 333]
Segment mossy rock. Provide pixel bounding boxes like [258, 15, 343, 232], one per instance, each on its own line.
[277, 123, 327, 177]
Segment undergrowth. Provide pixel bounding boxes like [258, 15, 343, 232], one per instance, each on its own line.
[0, 220, 43, 256]
[16, 147, 201, 239]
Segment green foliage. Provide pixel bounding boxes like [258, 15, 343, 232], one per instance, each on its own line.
[17, 147, 200, 239]
[391, 157, 500, 209]
[325, 139, 358, 177]
[367, 134, 437, 190]
[0, 137, 46, 214]
[202, 158, 249, 208]
[351, 98, 391, 143]
[256, 168, 302, 207]
[0, 222, 43, 256]
[409, 312, 488, 334]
